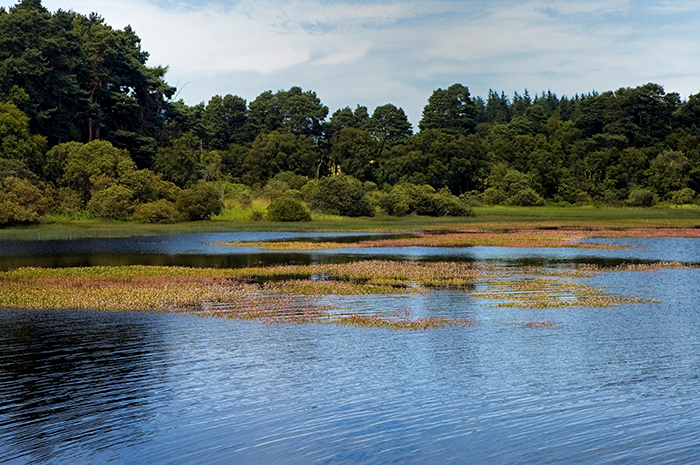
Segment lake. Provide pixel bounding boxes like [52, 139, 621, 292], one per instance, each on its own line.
[1, 233, 699, 463]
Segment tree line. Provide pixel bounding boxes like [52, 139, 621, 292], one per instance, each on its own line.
[2, 0, 700, 225]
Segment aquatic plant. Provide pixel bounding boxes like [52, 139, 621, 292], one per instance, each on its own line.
[0, 259, 681, 330]
[500, 320, 560, 329]
[334, 314, 475, 330]
[218, 229, 627, 251]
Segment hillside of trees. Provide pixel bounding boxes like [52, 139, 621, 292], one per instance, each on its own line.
[2, 0, 700, 225]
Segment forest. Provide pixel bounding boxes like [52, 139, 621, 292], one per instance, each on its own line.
[2, 0, 700, 225]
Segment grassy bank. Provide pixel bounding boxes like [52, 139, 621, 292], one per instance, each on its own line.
[0, 205, 698, 241]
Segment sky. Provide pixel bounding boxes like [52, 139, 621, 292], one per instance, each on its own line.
[11, 0, 700, 126]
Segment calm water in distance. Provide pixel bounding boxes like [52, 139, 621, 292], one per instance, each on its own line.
[1, 235, 699, 463]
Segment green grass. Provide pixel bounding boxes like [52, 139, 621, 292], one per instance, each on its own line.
[1, 205, 699, 241]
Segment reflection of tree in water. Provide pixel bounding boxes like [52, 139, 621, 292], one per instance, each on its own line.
[0, 310, 170, 463]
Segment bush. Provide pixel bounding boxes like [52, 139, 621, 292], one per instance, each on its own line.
[481, 187, 504, 206]
[132, 200, 179, 223]
[433, 188, 475, 216]
[176, 181, 224, 221]
[55, 187, 84, 214]
[0, 176, 50, 226]
[626, 188, 656, 207]
[300, 179, 319, 202]
[249, 210, 265, 221]
[309, 175, 373, 217]
[365, 190, 392, 215]
[506, 187, 545, 206]
[670, 188, 696, 205]
[388, 183, 435, 216]
[271, 171, 309, 190]
[87, 185, 134, 219]
[266, 196, 311, 222]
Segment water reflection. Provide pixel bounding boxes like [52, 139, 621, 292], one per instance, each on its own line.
[0, 310, 171, 463]
[1, 278, 700, 464]
[2, 234, 700, 271]
[1, 235, 700, 463]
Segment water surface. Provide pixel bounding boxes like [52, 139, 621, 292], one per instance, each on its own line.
[1, 236, 700, 463]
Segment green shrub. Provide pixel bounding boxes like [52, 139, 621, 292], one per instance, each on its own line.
[55, 187, 84, 214]
[309, 175, 373, 217]
[300, 179, 319, 202]
[87, 185, 134, 219]
[176, 181, 224, 221]
[433, 188, 475, 216]
[481, 187, 504, 205]
[507, 187, 545, 206]
[627, 188, 656, 207]
[262, 182, 285, 201]
[0, 158, 39, 184]
[0, 176, 50, 226]
[132, 200, 179, 223]
[670, 188, 696, 205]
[249, 210, 265, 221]
[365, 190, 392, 214]
[388, 183, 435, 216]
[271, 171, 309, 190]
[266, 196, 311, 222]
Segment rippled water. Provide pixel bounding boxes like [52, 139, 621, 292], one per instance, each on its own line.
[1, 236, 700, 463]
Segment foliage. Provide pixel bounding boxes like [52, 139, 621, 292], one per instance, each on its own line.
[0, 101, 46, 172]
[308, 174, 373, 217]
[152, 132, 205, 188]
[0, 175, 49, 226]
[626, 188, 656, 207]
[246, 86, 328, 138]
[242, 131, 316, 186]
[132, 199, 179, 223]
[670, 188, 696, 205]
[45, 139, 135, 201]
[87, 184, 134, 219]
[175, 181, 224, 220]
[419, 83, 477, 136]
[0, 1, 174, 160]
[266, 195, 311, 222]
[3, 0, 700, 220]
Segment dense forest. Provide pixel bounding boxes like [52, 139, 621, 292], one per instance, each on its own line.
[2, 0, 700, 225]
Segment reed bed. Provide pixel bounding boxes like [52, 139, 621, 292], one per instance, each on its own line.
[0, 259, 683, 329]
[219, 224, 700, 252]
[500, 320, 560, 329]
[334, 314, 475, 330]
[218, 229, 625, 251]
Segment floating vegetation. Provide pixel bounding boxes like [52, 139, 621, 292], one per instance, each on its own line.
[0, 259, 683, 330]
[218, 225, 700, 251]
[334, 314, 475, 330]
[217, 229, 627, 250]
[500, 320, 560, 330]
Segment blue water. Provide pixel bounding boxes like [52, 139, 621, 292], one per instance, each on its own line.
[1, 236, 700, 463]
[2, 232, 700, 271]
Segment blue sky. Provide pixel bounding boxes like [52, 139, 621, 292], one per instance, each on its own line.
[16, 0, 700, 125]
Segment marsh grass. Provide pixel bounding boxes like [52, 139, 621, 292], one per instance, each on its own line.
[499, 320, 560, 329]
[0, 260, 685, 329]
[334, 314, 476, 330]
[219, 228, 683, 251]
[2, 205, 700, 241]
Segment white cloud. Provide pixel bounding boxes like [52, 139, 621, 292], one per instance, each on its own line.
[5, 0, 700, 124]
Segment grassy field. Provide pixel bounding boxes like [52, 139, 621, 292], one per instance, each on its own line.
[0, 205, 698, 241]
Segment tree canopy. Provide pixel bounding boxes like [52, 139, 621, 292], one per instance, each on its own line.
[2, 0, 700, 227]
